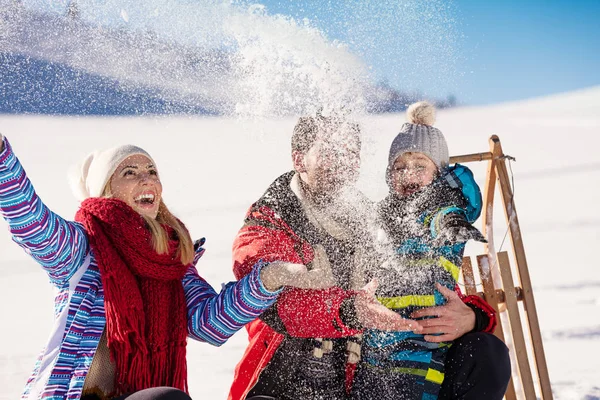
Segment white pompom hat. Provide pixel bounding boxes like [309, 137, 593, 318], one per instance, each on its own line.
[69, 145, 155, 201]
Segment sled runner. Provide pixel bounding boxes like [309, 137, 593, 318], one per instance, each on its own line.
[450, 135, 553, 400]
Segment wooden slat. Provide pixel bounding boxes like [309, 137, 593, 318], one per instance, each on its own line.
[476, 256, 504, 335]
[461, 256, 477, 296]
[449, 151, 493, 164]
[480, 144, 513, 322]
[497, 252, 537, 399]
[481, 147, 499, 283]
[476, 255, 518, 400]
[492, 135, 554, 399]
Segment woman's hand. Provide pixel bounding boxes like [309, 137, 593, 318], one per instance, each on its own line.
[354, 280, 421, 332]
[260, 245, 337, 291]
[260, 260, 335, 291]
[410, 283, 476, 342]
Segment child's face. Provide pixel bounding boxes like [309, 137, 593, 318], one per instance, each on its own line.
[390, 152, 438, 197]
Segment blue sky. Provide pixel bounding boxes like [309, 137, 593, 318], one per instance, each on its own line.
[256, 0, 600, 105]
[21, 0, 600, 105]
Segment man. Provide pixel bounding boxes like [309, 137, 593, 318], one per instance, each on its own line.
[228, 114, 509, 400]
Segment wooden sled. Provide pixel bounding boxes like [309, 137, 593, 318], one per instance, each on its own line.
[449, 135, 553, 400]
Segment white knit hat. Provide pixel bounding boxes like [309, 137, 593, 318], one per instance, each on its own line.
[69, 145, 155, 201]
[386, 101, 449, 182]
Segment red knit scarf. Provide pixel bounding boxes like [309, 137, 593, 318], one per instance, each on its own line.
[76, 198, 189, 395]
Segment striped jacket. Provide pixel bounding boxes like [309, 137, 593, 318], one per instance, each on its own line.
[0, 137, 280, 400]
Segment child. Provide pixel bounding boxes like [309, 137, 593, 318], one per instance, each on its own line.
[351, 102, 487, 400]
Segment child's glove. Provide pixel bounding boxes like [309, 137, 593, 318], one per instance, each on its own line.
[436, 212, 487, 244]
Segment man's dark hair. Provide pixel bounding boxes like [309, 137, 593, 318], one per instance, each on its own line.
[291, 112, 361, 154]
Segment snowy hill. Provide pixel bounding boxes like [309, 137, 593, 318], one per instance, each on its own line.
[0, 3, 232, 115]
[0, 53, 217, 115]
[0, 4, 451, 117]
[0, 86, 599, 399]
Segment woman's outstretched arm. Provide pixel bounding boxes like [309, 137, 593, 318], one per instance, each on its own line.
[183, 257, 281, 346]
[0, 135, 89, 286]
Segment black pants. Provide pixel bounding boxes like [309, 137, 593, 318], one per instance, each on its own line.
[249, 332, 511, 400]
[113, 387, 192, 400]
[439, 332, 511, 400]
[246, 337, 347, 400]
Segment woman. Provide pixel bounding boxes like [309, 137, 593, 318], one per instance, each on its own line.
[0, 133, 328, 400]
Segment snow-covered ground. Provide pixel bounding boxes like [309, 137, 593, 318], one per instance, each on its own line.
[1, 86, 599, 399]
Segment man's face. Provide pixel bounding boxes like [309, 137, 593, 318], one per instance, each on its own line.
[295, 131, 361, 198]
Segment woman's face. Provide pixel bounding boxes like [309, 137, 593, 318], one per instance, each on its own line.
[390, 152, 438, 197]
[109, 155, 162, 219]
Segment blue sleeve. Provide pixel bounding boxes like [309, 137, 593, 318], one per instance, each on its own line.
[0, 136, 89, 287]
[424, 165, 483, 240]
[183, 245, 281, 346]
[443, 164, 483, 223]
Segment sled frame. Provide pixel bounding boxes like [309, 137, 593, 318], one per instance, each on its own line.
[450, 135, 553, 400]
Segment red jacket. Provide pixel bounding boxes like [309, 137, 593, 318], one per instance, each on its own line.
[228, 173, 497, 400]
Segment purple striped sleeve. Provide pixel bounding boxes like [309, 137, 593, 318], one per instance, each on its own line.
[183, 258, 281, 346]
[0, 136, 89, 286]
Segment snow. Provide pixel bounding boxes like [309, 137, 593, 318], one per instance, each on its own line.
[1, 86, 600, 399]
[0, 4, 369, 117]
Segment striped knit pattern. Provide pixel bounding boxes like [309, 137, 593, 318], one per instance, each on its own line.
[0, 140, 88, 286]
[0, 137, 280, 400]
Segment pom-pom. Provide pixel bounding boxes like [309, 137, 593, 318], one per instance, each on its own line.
[406, 101, 436, 126]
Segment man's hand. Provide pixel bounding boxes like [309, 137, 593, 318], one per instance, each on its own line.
[355, 280, 421, 332]
[410, 283, 476, 342]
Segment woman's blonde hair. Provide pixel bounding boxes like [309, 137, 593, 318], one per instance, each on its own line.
[102, 185, 195, 265]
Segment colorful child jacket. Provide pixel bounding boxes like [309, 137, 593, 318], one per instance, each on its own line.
[359, 165, 487, 385]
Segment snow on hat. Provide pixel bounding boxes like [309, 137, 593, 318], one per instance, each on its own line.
[386, 101, 449, 178]
[69, 144, 155, 201]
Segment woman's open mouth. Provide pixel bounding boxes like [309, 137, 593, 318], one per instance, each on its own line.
[134, 193, 156, 207]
